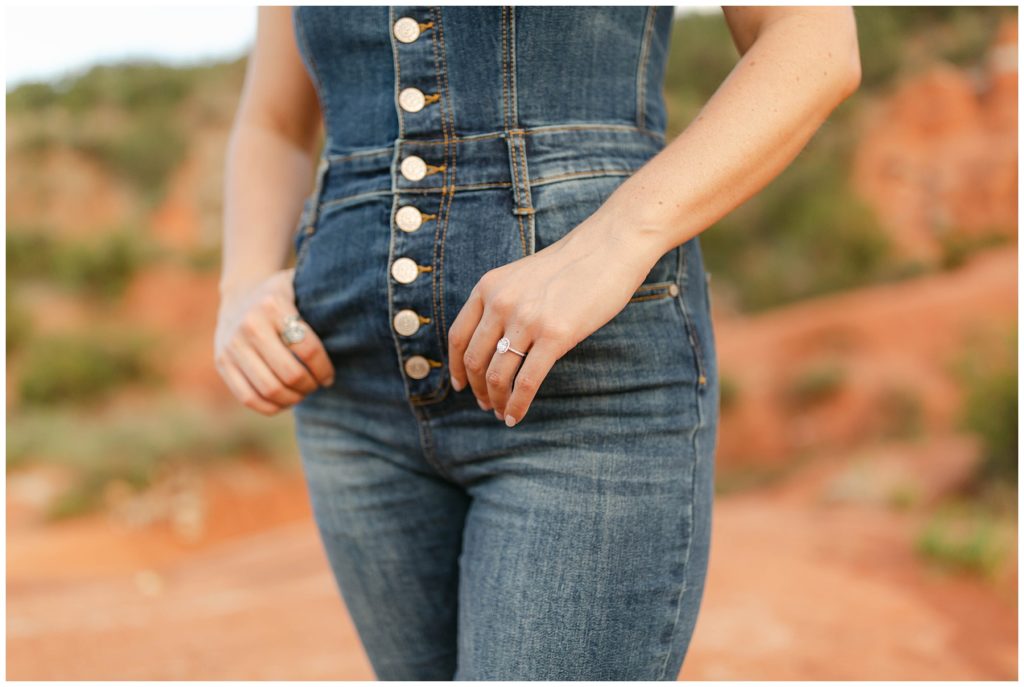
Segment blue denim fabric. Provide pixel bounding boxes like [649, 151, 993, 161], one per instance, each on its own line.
[290, 6, 719, 680]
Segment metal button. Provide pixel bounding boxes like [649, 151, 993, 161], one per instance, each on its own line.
[393, 309, 422, 336]
[399, 87, 426, 113]
[404, 355, 431, 379]
[668, 283, 680, 297]
[393, 17, 420, 43]
[391, 257, 420, 284]
[395, 205, 423, 233]
[400, 155, 427, 181]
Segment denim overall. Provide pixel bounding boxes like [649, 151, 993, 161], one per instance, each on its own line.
[290, 6, 719, 680]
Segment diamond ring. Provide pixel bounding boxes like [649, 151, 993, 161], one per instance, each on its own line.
[496, 336, 526, 357]
[280, 314, 308, 345]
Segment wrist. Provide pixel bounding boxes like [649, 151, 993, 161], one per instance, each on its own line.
[563, 195, 673, 279]
[218, 269, 280, 305]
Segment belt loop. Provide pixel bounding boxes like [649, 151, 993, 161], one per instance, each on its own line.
[303, 156, 330, 234]
[504, 129, 534, 216]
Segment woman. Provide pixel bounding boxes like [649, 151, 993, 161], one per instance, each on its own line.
[215, 6, 860, 680]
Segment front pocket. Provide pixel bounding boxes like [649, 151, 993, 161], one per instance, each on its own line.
[628, 279, 677, 303]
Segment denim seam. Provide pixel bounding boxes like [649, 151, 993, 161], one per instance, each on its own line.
[293, 9, 332, 134]
[389, 8, 405, 140]
[412, 403, 461, 484]
[407, 5, 456, 405]
[321, 123, 664, 158]
[501, 8, 528, 258]
[656, 387, 701, 679]
[294, 157, 330, 273]
[636, 6, 656, 130]
[437, 3, 457, 375]
[315, 169, 643, 211]
[654, 246, 705, 679]
[672, 244, 708, 384]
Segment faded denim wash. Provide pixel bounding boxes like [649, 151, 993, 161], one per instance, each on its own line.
[289, 5, 719, 681]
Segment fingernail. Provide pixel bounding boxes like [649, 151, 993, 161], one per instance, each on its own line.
[494, 409, 502, 420]
[504, 414, 516, 427]
[477, 398, 491, 411]
[451, 377, 464, 391]
[325, 377, 335, 387]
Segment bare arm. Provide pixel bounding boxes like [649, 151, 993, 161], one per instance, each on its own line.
[215, 7, 335, 415]
[220, 6, 323, 301]
[591, 6, 863, 266]
[447, 6, 862, 427]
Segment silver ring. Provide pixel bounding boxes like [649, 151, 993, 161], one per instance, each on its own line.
[280, 314, 308, 345]
[496, 336, 526, 357]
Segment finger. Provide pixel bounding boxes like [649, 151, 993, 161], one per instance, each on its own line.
[503, 338, 562, 427]
[248, 316, 320, 395]
[219, 355, 284, 415]
[447, 289, 484, 392]
[227, 338, 305, 407]
[485, 327, 528, 417]
[277, 301, 336, 387]
[462, 311, 504, 410]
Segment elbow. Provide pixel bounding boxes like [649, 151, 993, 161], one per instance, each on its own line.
[840, 47, 863, 100]
[836, 17, 863, 100]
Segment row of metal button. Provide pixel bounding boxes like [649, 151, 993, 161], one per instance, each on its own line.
[393, 13, 436, 382]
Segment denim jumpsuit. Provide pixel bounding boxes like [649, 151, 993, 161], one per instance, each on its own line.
[290, 6, 719, 680]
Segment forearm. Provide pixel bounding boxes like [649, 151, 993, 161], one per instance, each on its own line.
[219, 119, 318, 302]
[589, 11, 861, 268]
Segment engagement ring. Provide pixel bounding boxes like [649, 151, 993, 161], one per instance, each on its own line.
[281, 314, 308, 345]
[496, 336, 526, 357]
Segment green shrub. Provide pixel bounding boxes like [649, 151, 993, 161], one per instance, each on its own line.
[960, 332, 1018, 487]
[69, 114, 186, 202]
[874, 385, 925, 440]
[7, 398, 297, 519]
[7, 226, 157, 299]
[718, 374, 740, 412]
[916, 501, 1011, 576]
[17, 331, 161, 406]
[6, 290, 33, 355]
[786, 360, 846, 409]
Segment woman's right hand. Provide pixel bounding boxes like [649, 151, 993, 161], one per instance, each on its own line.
[214, 268, 335, 415]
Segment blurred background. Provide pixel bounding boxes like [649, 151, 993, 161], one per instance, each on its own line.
[5, 5, 1018, 680]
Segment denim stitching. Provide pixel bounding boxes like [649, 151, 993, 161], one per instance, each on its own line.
[322, 123, 663, 157]
[316, 169, 643, 211]
[409, 5, 456, 404]
[636, 6, 656, 130]
[655, 397, 700, 679]
[655, 245, 705, 679]
[390, 7, 405, 140]
[673, 243, 708, 384]
[293, 9, 332, 132]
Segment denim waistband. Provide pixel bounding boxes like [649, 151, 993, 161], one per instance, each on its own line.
[317, 124, 666, 208]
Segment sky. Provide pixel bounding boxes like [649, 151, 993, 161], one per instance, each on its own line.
[5, 5, 259, 88]
[4, 5, 718, 89]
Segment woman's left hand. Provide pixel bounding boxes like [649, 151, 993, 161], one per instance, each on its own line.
[447, 214, 661, 427]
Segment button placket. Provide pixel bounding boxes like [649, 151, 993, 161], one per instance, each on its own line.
[390, 7, 449, 396]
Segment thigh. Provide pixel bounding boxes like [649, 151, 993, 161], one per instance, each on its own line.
[294, 390, 471, 681]
[453, 390, 715, 680]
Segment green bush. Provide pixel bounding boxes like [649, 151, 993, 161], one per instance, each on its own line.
[7, 398, 297, 519]
[6, 290, 33, 355]
[69, 114, 187, 202]
[7, 227, 157, 299]
[916, 501, 1011, 576]
[17, 331, 161, 406]
[786, 360, 846, 409]
[718, 374, 740, 412]
[960, 332, 1018, 487]
[700, 130, 895, 312]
